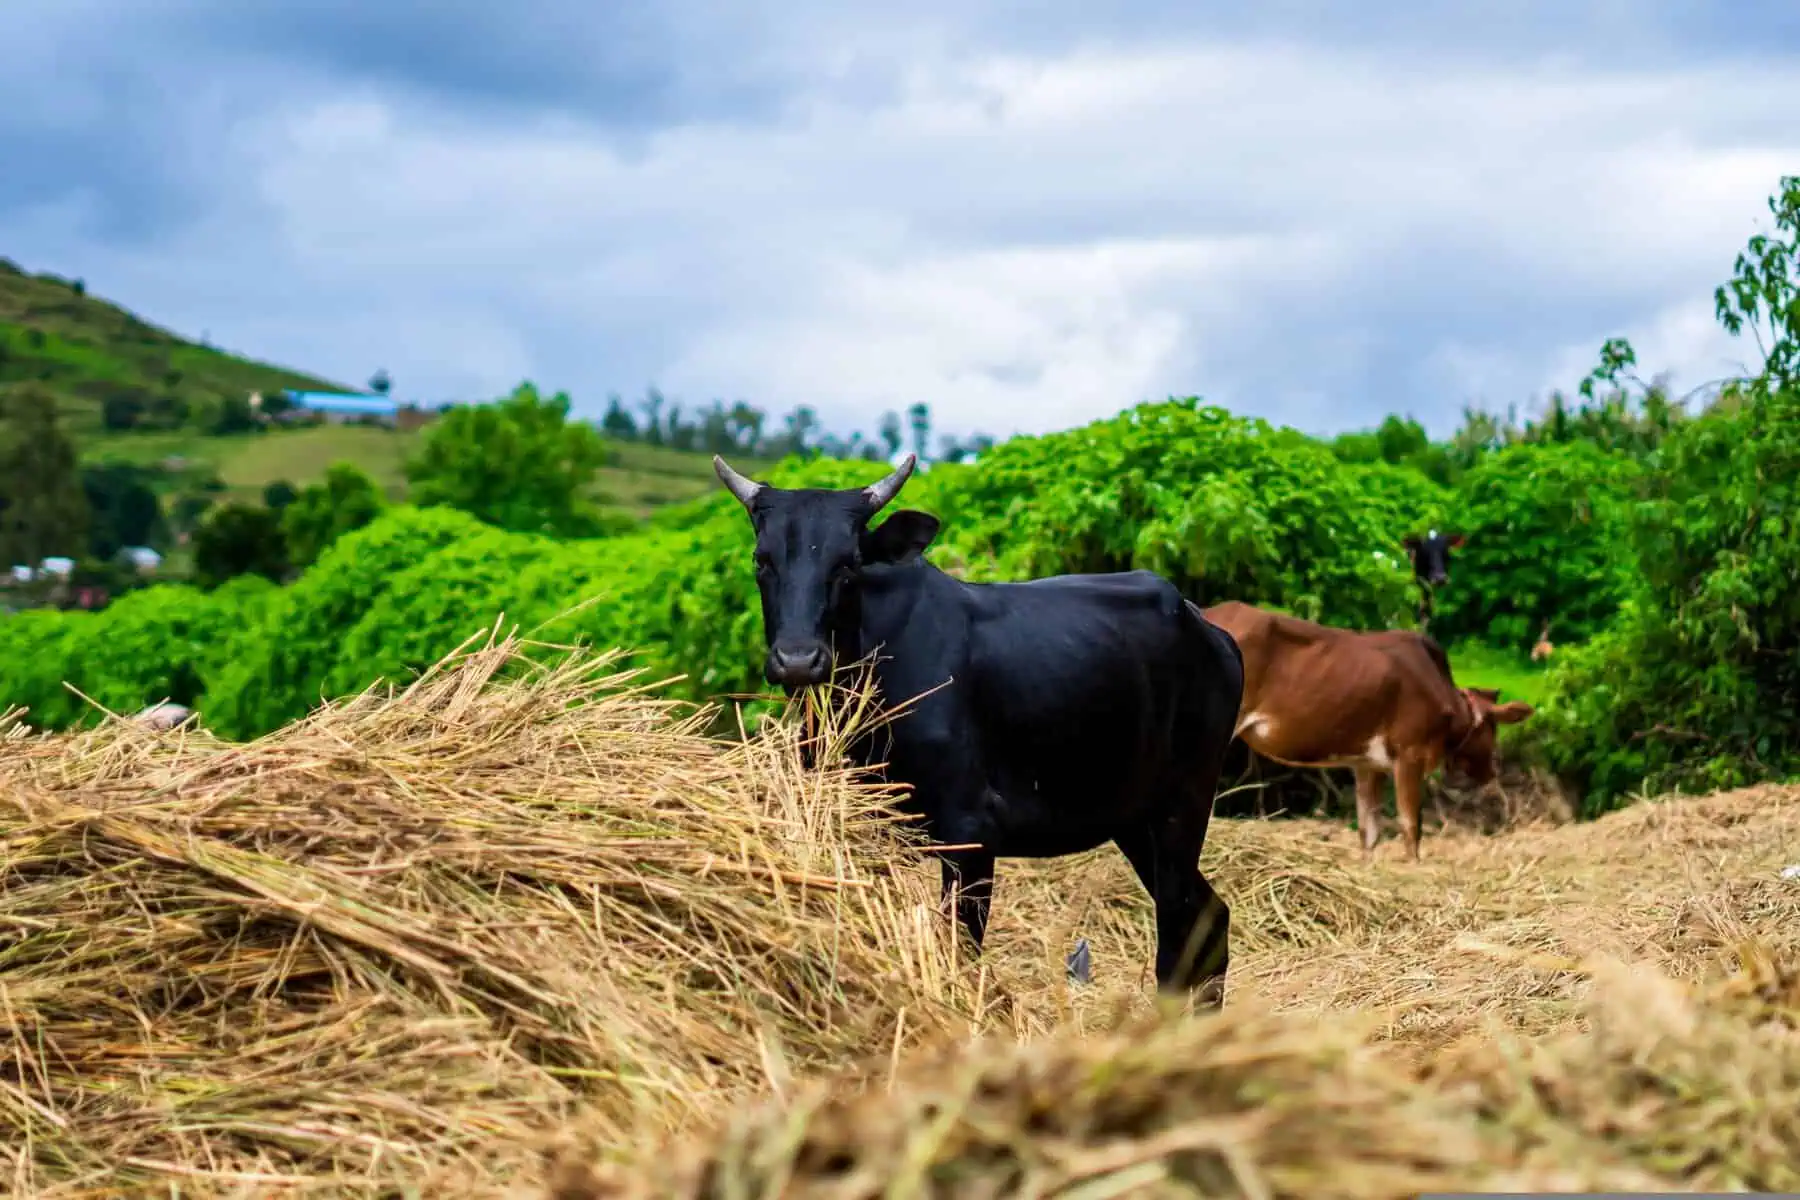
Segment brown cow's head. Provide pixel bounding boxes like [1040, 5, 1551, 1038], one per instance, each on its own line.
[1444, 686, 1533, 786]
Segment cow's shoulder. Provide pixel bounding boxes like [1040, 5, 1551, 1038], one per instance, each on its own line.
[1364, 630, 1463, 721]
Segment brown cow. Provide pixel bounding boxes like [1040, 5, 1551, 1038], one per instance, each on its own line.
[1202, 601, 1533, 861]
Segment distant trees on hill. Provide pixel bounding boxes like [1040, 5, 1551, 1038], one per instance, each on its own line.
[598, 389, 997, 465]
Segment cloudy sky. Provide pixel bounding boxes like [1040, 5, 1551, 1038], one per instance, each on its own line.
[4, 1, 1798, 444]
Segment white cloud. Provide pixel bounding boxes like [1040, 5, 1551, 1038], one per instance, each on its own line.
[20, 33, 1800, 442]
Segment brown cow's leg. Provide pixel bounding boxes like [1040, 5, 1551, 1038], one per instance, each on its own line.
[1353, 766, 1385, 859]
[1394, 758, 1426, 862]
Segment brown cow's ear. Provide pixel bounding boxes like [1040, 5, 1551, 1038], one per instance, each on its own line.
[1447, 533, 1467, 549]
[1402, 535, 1422, 553]
[1491, 700, 1534, 724]
[1469, 687, 1502, 704]
[863, 509, 941, 565]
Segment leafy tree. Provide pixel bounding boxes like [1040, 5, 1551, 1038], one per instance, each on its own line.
[907, 402, 932, 462]
[191, 502, 289, 589]
[601, 394, 638, 440]
[1715, 177, 1800, 389]
[404, 383, 618, 537]
[282, 462, 387, 569]
[1532, 175, 1800, 809]
[102, 392, 143, 431]
[81, 463, 169, 560]
[878, 411, 904, 458]
[931, 399, 1446, 630]
[0, 383, 90, 569]
[1428, 441, 1643, 650]
[212, 394, 259, 434]
[263, 480, 299, 510]
[369, 369, 392, 396]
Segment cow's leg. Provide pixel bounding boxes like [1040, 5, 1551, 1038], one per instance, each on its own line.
[1114, 823, 1229, 1008]
[1353, 765, 1386, 859]
[938, 848, 997, 953]
[1394, 757, 1427, 862]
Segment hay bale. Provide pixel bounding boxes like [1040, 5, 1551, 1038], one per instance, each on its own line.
[551, 950, 1800, 1198]
[5, 627, 1800, 1197]
[0, 636, 984, 1195]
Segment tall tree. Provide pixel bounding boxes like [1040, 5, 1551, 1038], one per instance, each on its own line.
[405, 383, 616, 537]
[82, 463, 169, 560]
[0, 383, 90, 570]
[878, 410, 903, 459]
[282, 462, 387, 569]
[192, 502, 289, 589]
[907, 402, 932, 463]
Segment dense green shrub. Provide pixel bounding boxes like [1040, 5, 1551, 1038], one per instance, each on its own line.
[326, 525, 567, 697]
[282, 462, 387, 569]
[59, 580, 269, 720]
[0, 576, 277, 729]
[1529, 383, 1800, 811]
[0, 608, 85, 728]
[203, 506, 488, 739]
[931, 400, 1448, 629]
[1429, 441, 1644, 652]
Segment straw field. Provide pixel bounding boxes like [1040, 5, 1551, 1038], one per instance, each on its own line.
[2, 635, 1798, 1198]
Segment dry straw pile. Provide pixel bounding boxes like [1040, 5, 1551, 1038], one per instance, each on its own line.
[3, 633, 1799, 1198]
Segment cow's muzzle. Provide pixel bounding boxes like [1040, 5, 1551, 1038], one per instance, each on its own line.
[765, 641, 832, 689]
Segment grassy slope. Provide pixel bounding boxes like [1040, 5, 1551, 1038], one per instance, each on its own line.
[0, 258, 347, 434]
[1449, 640, 1550, 707]
[79, 424, 772, 517]
[0, 253, 772, 515]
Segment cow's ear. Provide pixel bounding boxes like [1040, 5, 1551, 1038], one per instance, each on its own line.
[1401, 535, 1422, 553]
[1491, 700, 1534, 724]
[1447, 533, 1467, 549]
[863, 509, 941, 565]
[1468, 686, 1501, 705]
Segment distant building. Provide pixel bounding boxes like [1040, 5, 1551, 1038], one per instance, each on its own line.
[286, 390, 403, 427]
[280, 390, 439, 432]
[120, 546, 163, 574]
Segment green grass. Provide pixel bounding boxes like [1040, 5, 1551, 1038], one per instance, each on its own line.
[0, 257, 347, 436]
[1448, 640, 1551, 708]
[79, 425, 778, 518]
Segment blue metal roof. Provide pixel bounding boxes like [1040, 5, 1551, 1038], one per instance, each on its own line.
[287, 391, 401, 414]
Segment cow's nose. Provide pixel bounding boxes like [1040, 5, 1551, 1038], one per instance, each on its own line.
[765, 643, 831, 688]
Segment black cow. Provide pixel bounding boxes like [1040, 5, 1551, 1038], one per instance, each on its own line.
[1402, 529, 1464, 588]
[1402, 528, 1464, 629]
[712, 453, 1246, 1005]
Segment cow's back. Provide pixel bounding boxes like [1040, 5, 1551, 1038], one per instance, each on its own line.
[915, 570, 1241, 854]
[1201, 601, 1409, 766]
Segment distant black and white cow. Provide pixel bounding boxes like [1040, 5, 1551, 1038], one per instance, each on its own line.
[1402, 529, 1465, 629]
[712, 453, 1246, 1006]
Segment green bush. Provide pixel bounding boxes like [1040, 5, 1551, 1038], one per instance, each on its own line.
[59, 580, 268, 720]
[203, 506, 489, 739]
[0, 608, 85, 728]
[1529, 384, 1800, 811]
[0, 576, 276, 730]
[930, 400, 1447, 629]
[1429, 441, 1644, 652]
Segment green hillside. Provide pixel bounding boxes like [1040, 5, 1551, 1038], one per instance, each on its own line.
[0, 256, 775, 517]
[78, 424, 765, 517]
[0, 257, 347, 435]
